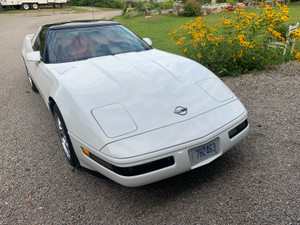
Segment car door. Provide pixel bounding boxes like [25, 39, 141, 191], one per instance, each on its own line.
[28, 27, 54, 105]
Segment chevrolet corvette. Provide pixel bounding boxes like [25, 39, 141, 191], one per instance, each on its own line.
[22, 21, 249, 187]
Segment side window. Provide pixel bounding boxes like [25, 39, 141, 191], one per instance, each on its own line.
[33, 34, 40, 51]
[33, 27, 48, 61]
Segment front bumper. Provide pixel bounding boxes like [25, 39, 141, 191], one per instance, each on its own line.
[70, 100, 249, 187]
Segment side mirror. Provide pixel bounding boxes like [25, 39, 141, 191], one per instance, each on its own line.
[143, 38, 152, 46]
[26, 51, 41, 62]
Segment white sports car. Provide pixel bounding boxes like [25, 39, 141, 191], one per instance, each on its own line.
[22, 21, 249, 187]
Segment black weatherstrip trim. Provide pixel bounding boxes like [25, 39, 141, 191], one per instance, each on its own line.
[228, 119, 248, 139]
[89, 153, 175, 177]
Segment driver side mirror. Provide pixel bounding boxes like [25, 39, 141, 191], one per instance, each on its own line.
[143, 38, 152, 46]
[26, 51, 41, 62]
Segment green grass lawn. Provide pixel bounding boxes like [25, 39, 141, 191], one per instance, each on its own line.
[115, 15, 199, 55]
[115, 3, 300, 56]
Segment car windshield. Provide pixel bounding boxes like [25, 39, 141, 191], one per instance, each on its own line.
[45, 24, 152, 63]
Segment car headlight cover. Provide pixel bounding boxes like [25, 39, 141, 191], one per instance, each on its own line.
[92, 104, 137, 138]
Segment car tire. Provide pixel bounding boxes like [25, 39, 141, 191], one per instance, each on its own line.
[24, 63, 39, 93]
[32, 3, 38, 10]
[22, 3, 30, 10]
[28, 76, 39, 93]
[53, 104, 80, 167]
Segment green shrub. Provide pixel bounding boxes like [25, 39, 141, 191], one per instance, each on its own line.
[169, 4, 300, 76]
[161, 0, 175, 9]
[226, 0, 237, 6]
[184, 0, 202, 17]
[71, 0, 88, 6]
[124, 10, 140, 19]
[124, 1, 144, 12]
[93, 0, 123, 8]
[142, 3, 152, 10]
[123, 1, 172, 15]
[72, 0, 123, 8]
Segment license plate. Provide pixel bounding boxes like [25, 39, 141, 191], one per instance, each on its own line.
[188, 140, 218, 166]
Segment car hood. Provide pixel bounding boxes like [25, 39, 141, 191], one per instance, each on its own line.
[48, 49, 236, 147]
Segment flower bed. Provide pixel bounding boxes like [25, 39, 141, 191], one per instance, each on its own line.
[168, 3, 300, 76]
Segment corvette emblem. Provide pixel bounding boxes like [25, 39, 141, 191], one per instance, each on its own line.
[174, 106, 188, 115]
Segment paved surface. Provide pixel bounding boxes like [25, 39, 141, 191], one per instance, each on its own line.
[0, 9, 299, 224]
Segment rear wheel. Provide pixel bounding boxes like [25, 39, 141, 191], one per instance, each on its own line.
[53, 104, 80, 167]
[32, 3, 38, 10]
[22, 3, 30, 10]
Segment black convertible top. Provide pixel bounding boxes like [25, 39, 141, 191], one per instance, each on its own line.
[44, 20, 120, 31]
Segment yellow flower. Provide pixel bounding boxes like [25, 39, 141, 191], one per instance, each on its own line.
[224, 20, 233, 27]
[175, 37, 186, 45]
[202, 42, 206, 46]
[238, 50, 243, 57]
[167, 29, 177, 36]
[184, 48, 188, 52]
[294, 29, 300, 36]
[235, 25, 241, 30]
[264, 5, 272, 10]
[253, 57, 255, 60]
[233, 58, 236, 62]
[282, 9, 289, 14]
[197, 53, 202, 58]
[295, 52, 300, 62]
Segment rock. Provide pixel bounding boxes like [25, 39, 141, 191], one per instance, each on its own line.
[179, 8, 185, 15]
[201, 3, 230, 15]
[150, 9, 160, 15]
[236, 3, 246, 9]
[201, 10, 207, 15]
[161, 9, 173, 15]
[212, 8, 223, 14]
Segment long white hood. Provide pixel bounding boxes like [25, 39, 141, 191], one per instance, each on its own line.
[48, 49, 237, 149]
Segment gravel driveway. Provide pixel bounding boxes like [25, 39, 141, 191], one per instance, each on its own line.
[0, 9, 299, 224]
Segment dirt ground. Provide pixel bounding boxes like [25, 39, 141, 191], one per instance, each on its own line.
[0, 9, 299, 224]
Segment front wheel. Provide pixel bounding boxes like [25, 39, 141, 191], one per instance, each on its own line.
[22, 3, 30, 10]
[28, 76, 39, 93]
[24, 63, 39, 93]
[53, 104, 80, 167]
